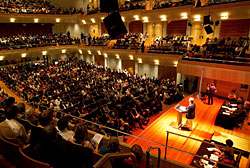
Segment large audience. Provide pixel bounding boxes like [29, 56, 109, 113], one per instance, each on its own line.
[120, 0, 146, 12]
[153, 0, 193, 9]
[0, 33, 81, 50]
[184, 37, 250, 61]
[112, 33, 147, 50]
[82, 33, 110, 46]
[0, 57, 183, 167]
[0, 58, 182, 134]
[0, 0, 70, 14]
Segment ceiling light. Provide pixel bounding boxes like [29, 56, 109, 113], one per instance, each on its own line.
[82, 20, 86, 24]
[194, 15, 201, 21]
[154, 59, 159, 65]
[142, 16, 149, 23]
[129, 55, 134, 60]
[34, 18, 39, 23]
[62, 49, 66, 54]
[104, 53, 108, 58]
[79, 50, 83, 54]
[121, 16, 125, 22]
[10, 18, 16, 23]
[42, 51, 47, 55]
[181, 13, 188, 19]
[133, 15, 140, 21]
[0, 56, 4, 61]
[174, 61, 178, 67]
[88, 50, 92, 54]
[56, 18, 60, 23]
[21, 53, 27, 58]
[91, 18, 96, 23]
[138, 58, 143, 63]
[221, 12, 228, 20]
[160, 15, 167, 21]
[97, 50, 101, 55]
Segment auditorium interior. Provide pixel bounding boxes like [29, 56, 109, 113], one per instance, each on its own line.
[0, 0, 250, 168]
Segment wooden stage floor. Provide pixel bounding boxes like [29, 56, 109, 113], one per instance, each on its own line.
[126, 95, 250, 168]
[1, 81, 249, 167]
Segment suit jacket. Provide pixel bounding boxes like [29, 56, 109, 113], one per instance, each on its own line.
[185, 103, 195, 119]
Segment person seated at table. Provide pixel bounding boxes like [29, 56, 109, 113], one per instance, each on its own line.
[228, 90, 237, 101]
[213, 139, 235, 167]
[234, 101, 249, 126]
[236, 97, 244, 105]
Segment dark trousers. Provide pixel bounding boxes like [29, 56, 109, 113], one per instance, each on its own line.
[208, 94, 213, 105]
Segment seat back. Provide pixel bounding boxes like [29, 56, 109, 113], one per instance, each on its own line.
[19, 148, 51, 168]
[0, 137, 23, 167]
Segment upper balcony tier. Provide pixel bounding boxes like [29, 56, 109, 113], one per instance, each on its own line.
[0, 1, 250, 24]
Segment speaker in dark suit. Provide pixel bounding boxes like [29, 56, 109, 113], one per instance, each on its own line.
[204, 25, 213, 35]
[100, 0, 119, 13]
[103, 12, 128, 39]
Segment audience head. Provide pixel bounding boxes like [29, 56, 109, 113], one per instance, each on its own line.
[57, 116, 69, 131]
[189, 97, 194, 104]
[16, 103, 25, 113]
[39, 110, 54, 127]
[108, 136, 120, 153]
[5, 97, 15, 109]
[226, 139, 233, 147]
[74, 123, 88, 144]
[41, 126, 58, 145]
[131, 144, 143, 163]
[244, 101, 250, 109]
[6, 105, 19, 120]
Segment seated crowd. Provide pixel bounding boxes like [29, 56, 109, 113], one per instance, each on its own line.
[0, 92, 147, 167]
[82, 33, 110, 46]
[0, 58, 183, 135]
[148, 35, 189, 55]
[0, 0, 73, 14]
[153, 0, 193, 9]
[112, 33, 147, 50]
[120, 0, 146, 12]
[0, 33, 81, 50]
[0, 57, 184, 167]
[184, 36, 250, 61]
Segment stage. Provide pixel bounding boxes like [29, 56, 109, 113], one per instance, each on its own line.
[126, 95, 250, 167]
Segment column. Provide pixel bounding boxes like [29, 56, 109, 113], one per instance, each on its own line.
[162, 21, 167, 36]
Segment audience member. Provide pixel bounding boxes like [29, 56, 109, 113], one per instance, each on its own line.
[0, 105, 30, 146]
[57, 116, 74, 141]
[124, 144, 147, 168]
[74, 123, 98, 152]
[228, 90, 237, 101]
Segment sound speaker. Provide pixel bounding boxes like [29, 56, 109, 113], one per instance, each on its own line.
[204, 25, 213, 34]
[100, 0, 119, 13]
[103, 12, 128, 39]
[204, 15, 211, 25]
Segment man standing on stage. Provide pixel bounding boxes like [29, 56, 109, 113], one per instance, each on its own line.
[182, 97, 196, 131]
[208, 83, 217, 105]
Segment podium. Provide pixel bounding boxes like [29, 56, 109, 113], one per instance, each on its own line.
[174, 104, 187, 127]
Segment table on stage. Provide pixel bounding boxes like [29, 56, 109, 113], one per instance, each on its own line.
[174, 104, 187, 127]
[214, 101, 238, 130]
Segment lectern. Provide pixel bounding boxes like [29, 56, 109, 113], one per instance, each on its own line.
[174, 104, 187, 127]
